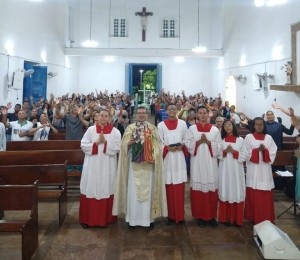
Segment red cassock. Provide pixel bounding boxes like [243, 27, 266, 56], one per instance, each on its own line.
[189, 123, 219, 221]
[244, 132, 276, 225]
[161, 119, 188, 223]
[79, 194, 117, 227]
[79, 124, 119, 227]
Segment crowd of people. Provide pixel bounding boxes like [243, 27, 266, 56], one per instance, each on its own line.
[0, 89, 300, 229]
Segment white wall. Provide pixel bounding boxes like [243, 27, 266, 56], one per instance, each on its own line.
[77, 56, 217, 97]
[0, 0, 78, 107]
[70, 0, 222, 50]
[216, 0, 300, 129]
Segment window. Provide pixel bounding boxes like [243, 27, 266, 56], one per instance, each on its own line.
[162, 19, 176, 38]
[113, 18, 126, 37]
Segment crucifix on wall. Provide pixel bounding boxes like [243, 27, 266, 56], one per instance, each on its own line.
[135, 7, 153, 42]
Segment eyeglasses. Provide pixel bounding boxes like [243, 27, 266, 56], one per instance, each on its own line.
[137, 112, 147, 115]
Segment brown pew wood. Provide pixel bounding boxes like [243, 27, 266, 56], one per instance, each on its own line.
[0, 164, 68, 226]
[0, 150, 84, 178]
[7, 140, 81, 151]
[0, 150, 84, 166]
[272, 150, 295, 167]
[0, 181, 39, 260]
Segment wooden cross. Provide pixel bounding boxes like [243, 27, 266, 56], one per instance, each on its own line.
[135, 7, 153, 42]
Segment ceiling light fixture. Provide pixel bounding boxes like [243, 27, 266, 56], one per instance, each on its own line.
[82, 0, 98, 48]
[192, 0, 207, 53]
[254, 0, 288, 7]
[104, 56, 115, 63]
[174, 56, 185, 63]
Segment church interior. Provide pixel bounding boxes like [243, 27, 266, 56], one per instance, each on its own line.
[1, 0, 300, 259]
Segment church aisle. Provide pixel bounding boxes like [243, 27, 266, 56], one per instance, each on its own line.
[0, 185, 299, 260]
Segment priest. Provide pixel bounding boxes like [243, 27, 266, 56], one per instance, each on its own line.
[113, 106, 168, 228]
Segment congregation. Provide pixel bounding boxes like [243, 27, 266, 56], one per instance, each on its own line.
[1, 89, 300, 230]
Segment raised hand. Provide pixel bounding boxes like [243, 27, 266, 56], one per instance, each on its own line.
[6, 102, 12, 110]
[272, 103, 281, 109]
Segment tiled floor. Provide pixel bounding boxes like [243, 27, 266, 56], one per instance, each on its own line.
[0, 185, 300, 260]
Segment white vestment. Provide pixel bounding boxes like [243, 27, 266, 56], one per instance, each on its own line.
[80, 125, 121, 200]
[244, 134, 277, 190]
[185, 124, 221, 192]
[218, 137, 246, 203]
[158, 119, 187, 184]
[126, 156, 154, 226]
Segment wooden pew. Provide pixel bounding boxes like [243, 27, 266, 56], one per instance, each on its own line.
[0, 150, 85, 177]
[7, 140, 81, 151]
[49, 133, 65, 140]
[0, 181, 39, 260]
[0, 164, 68, 226]
[272, 150, 295, 168]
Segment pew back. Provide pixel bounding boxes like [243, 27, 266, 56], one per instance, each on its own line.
[0, 150, 84, 166]
[6, 140, 81, 151]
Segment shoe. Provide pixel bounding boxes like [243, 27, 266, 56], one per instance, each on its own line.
[197, 219, 206, 228]
[223, 221, 231, 227]
[149, 222, 155, 228]
[165, 218, 174, 225]
[81, 224, 89, 229]
[234, 222, 242, 227]
[128, 223, 135, 230]
[178, 220, 186, 225]
[209, 219, 218, 228]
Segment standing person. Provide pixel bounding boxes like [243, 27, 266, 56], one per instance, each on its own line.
[113, 106, 168, 228]
[218, 119, 246, 227]
[30, 113, 58, 141]
[265, 110, 294, 151]
[55, 100, 88, 140]
[0, 121, 6, 151]
[215, 116, 224, 132]
[3, 103, 20, 141]
[158, 104, 188, 225]
[79, 110, 121, 228]
[185, 106, 221, 228]
[244, 117, 277, 224]
[2, 109, 33, 141]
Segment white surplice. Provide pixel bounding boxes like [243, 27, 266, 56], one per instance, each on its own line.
[158, 119, 187, 184]
[244, 134, 277, 190]
[185, 124, 221, 192]
[80, 125, 121, 200]
[218, 137, 246, 203]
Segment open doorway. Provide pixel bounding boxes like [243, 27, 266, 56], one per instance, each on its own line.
[126, 63, 162, 105]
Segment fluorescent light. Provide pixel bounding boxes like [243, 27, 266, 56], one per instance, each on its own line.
[192, 46, 207, 53]
[104, 56, 115, 63]
[254, 0, 265, 6]
[41, 51, 47, 63]
[239, 54, 246, 67]
[65, 56, 71, 68]
[266, 0, 288, 6]
[174, 56, 185, 63]
[82, 39, 98, 48]
[254, 0, 288, 7]
[272, 45, 283, 60]
[218, 57, 224, 70]
[5, 40, 14, 56]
